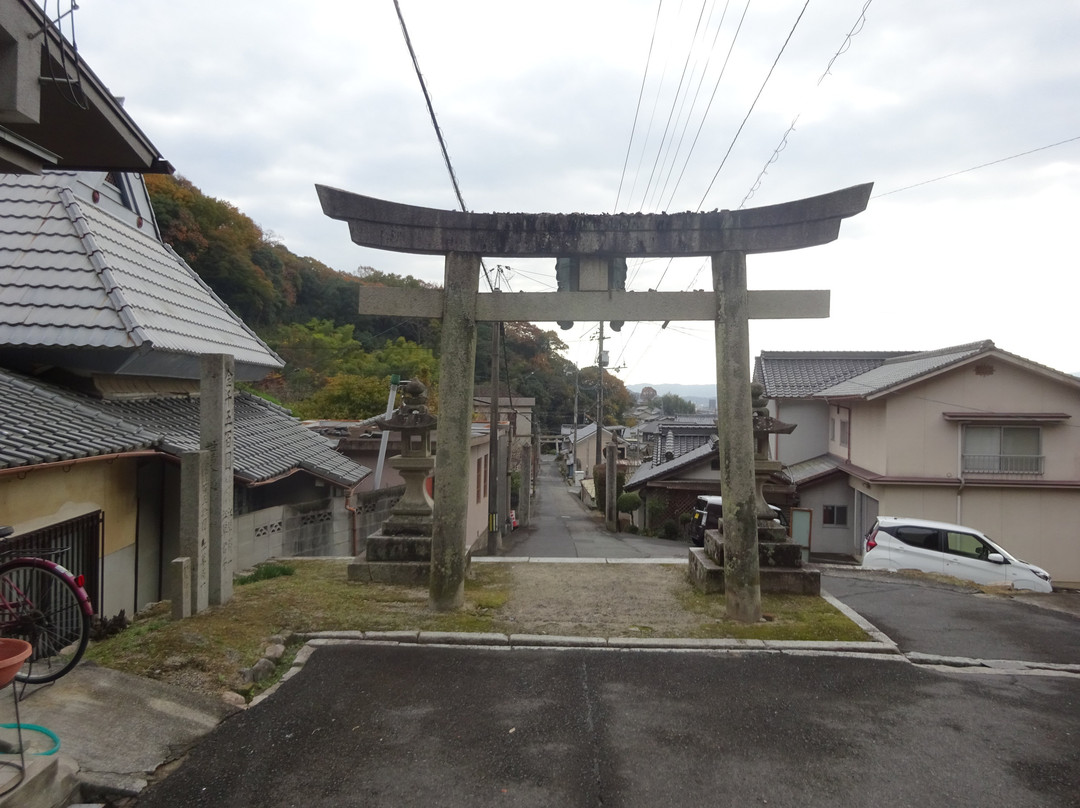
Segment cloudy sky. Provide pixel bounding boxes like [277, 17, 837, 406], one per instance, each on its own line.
[67, 0, 1079, 383]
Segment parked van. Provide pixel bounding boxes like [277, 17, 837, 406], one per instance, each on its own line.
[688, 495, 788, 546]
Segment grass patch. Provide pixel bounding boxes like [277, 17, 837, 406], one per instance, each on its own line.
[676, 585, 869, 642]
[235, 562, 295, 586]
[84, 560, 512, 697]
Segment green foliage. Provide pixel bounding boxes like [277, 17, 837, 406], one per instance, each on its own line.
[616, 491, 642, 526]
[144, 174, 609, 432]
[652, 392, 697, 416]
[646, 493, 668, 529]
[661, 519, 680, 540]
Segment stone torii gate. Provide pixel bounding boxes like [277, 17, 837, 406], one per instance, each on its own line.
[318, 182, 872, 621]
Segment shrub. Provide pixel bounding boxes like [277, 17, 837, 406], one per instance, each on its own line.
[616, 491, 642, 526]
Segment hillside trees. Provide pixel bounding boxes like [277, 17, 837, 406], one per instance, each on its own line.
[144, 174, 619, 428]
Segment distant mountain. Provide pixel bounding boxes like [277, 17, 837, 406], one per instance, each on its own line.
[627, 383, 716, 406]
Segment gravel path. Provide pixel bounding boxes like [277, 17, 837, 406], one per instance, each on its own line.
[498, 562, 702, 637]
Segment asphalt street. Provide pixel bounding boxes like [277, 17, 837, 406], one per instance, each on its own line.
[822, 570, 1080, 665]
[504, 457, 688, 559]
[133, 644, 1080, 808]
[123, 457, 1080, 807]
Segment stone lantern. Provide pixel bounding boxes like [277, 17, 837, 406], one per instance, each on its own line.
[348, 379, 437, 584]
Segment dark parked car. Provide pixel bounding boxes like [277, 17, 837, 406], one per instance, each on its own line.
[688, 495, 787, 546]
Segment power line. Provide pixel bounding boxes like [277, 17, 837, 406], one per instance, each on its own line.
[694, 0, 811, 210]
[615, 0, 666, 212]
[392, 0, 493, 292]
[873, 135, 1080, 199]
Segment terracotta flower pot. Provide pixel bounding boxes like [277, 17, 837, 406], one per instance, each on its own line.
[0, 638, 32, 687]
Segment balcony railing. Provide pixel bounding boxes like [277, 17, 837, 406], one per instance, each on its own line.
[962, 454, 1044, 475]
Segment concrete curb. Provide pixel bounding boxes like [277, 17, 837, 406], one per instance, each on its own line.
[472, 556, 689, 564]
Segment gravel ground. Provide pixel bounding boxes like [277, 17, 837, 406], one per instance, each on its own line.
[498, 562, 701, 637]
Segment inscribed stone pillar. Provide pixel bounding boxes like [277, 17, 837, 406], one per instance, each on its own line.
[201, 354, 235, 606]
[179, 449, 211, 614]
[605, 441, 618, 531]
[712, 251, 762, 623]
[520, 442, 532, 528]
[430, 252, 480, 610]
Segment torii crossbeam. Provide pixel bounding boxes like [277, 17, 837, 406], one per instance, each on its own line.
[318, 182, 872, 620]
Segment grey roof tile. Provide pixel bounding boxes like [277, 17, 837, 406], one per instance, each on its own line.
[94, 392, 370, 487]
[0, 368, 369, 486]
[0, 369, 157, 470]
[0, 172, 283, 376]
[818, 341, 994, 398]
[755, 351, 911, 398]
[625, 438, 716, 491]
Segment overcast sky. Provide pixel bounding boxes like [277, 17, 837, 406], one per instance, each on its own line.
[68, 0, 1079, 384]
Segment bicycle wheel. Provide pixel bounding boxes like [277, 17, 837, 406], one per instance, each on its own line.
[0, 561, 91, 684]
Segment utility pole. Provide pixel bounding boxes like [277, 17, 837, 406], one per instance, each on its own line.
[595, 321, 605, 469]
[569, 366, 580, 481]
[487, 322, 501, 554]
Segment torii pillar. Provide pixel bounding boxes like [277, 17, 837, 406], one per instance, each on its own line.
[318, 183, 872, 619]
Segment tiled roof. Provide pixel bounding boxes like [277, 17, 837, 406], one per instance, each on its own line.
[0, 172, 283, 379]
[784, 455, 845, 485]
[625, 435, 716, 491]
[0, 369, 157, 469]
[0, 368, 369, 487]
[818, 341, 994, 398]
[755, 350, 911, 397]
[93, 393, 370, 487]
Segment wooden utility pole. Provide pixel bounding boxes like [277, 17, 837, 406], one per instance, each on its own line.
[487, 322, 501, 554]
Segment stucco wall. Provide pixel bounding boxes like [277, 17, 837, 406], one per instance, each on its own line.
[772, 399, 828, 464]
[797, 476, 858, 556]
[0, 460, 138, 554]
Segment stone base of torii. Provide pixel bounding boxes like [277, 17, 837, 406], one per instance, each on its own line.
[318, 182, 871, 623]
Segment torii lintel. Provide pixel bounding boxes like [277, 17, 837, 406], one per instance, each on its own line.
[316, 183, 873, 258]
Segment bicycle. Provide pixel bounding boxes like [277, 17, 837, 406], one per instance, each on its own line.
[0, 526, 93, 684]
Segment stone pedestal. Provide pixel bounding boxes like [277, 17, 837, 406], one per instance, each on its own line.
[349, 531, 432, 585]
[690, 529, 820, 595]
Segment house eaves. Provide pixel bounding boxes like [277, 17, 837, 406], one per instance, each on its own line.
[0, 173, 284, 381]
[0, 0, 171, 174]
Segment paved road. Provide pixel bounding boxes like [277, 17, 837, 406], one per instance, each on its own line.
[503, 456, 688, 558]
[823, 570, 1080, 665]
[134, 644, 1080, 808]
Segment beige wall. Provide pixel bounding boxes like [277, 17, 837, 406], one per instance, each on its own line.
[0, 460, 138, 555]
[869, 361, 1080, 480]
[465, 433, 492, 554]
[0, 459, 143, 617]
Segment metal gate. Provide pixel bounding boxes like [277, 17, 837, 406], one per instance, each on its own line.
[1, 511, 103, 614]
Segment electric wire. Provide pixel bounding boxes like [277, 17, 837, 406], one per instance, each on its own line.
[636, 0, 712, 212]
[694, 0, 812, 211]
[615, 0, 666, 212]
[659, 0, 751, 214]
[392, 0, 494, 292]
[650, 0, 734, 213]
[873, 135, 1080, 199]
[740, 0, 875, 208]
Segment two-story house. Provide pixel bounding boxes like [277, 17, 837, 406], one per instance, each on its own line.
[757, 341, 1080, 587]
